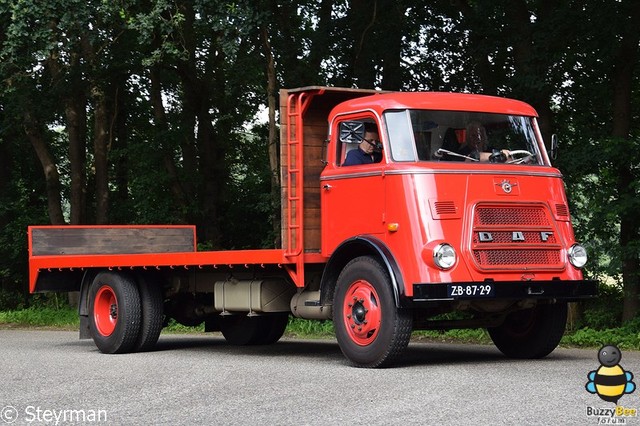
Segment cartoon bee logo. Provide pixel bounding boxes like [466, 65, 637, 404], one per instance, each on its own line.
[586, 345, 636, 403]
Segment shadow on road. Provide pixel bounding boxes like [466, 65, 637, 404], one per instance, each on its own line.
[59, 331, 589, 367]
[148, 334, 585, 367]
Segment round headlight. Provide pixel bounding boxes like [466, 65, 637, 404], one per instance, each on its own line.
[433, 243, 457, 270]
[568, 244, 588, 268]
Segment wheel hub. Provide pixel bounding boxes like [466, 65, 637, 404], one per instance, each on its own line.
[351, 301, 366, 324]
[94, 285, 118, 337]
[343, 280, 382, 346]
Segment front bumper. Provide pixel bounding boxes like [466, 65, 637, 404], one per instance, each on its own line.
[413, 280, 598, 302]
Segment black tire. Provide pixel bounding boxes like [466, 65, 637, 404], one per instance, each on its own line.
[255, 313, 289, 345]
[220, 313, 289, 345]
[88, 271, 142, 354]
[134, 275, 164, 352]
[488, 303, 568, 359]
[333, 256, 412, 368]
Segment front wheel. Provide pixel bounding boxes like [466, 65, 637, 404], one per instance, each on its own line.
[488, 303, 567, 359]
[333, 256, 412, 368]
[88, 272, 142, 354]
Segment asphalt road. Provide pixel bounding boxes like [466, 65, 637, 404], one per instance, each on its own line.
[1, 330, 638, 425]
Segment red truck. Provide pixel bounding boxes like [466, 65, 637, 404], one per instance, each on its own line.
[28, 86, 597, 367]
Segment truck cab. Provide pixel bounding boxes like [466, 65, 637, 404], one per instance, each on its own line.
[284, 88, 596, 366]
[321, 92, 585, 285]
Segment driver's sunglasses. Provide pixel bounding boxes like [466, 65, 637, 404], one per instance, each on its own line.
[363, 138, 381, 147]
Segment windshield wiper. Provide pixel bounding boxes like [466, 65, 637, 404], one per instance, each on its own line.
[434, 148, 479, 162]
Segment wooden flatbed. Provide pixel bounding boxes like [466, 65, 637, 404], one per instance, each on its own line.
[27, 225, 327, 293]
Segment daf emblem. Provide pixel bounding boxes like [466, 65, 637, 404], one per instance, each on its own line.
[479, 232, 493, 242]
[512, 231, 525, 241]
[497, 179, 517, 194]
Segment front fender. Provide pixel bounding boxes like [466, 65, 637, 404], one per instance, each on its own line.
[320, 236, 408, 308]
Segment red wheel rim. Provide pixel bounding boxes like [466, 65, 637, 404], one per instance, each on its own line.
[94, 285, 118, 337]
[342, 279, 382, 346]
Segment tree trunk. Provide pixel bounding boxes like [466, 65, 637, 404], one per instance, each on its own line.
[261, 26, 281, 247]
[452, 0, 499, 94]
[196, 99, 222, 246]
[66, 87, 87, 225]
[92, 85, 110, 224]
[176, 0, 222, 245]
[112, 84, 129, 214]
[348, 0, 378, 88]
[47, 48, 87, 225]
[379, 0, 405, 91]
[150, 67, 189, 216]
[23, 112, 65, 225]
[307, 0, 333, 76]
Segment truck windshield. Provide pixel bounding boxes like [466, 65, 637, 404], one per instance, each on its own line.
[384, 109, 544, 165]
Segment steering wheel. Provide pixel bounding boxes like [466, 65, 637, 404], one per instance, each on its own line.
[506, 149, 535, 164]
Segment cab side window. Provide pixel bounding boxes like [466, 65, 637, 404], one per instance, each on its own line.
[337, 119, 382, 166]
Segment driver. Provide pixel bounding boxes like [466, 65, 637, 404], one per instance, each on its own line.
[461, 121, 511, 163]
[343, 123, 383, 166]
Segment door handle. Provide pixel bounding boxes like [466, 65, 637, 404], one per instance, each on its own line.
[323, 184, 332, 191]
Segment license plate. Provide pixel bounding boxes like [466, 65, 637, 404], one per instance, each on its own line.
[447, 283, 495, 298]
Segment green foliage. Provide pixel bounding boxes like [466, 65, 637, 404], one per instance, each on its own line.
[0, 1, 638, 325]
[562, 319, 640, 350]
[0, 289, 26, 311]
[0, 133, 50, 295]
[285, 318, 335, 338]
[220, 123, 278, 249]
[0, 306, 78, 328]
[413, 328, 492, 344]
[163, 318, 205, 334]
[577, 282, 624, 330]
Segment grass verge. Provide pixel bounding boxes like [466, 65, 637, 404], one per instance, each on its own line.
[0, 306, 79, 329]
[1, 308, 639, 350]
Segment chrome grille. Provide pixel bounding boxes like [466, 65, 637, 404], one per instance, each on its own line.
[473, 249, 561, 266]
[475, 206, 548, 226]
[472, 204, 563, 270]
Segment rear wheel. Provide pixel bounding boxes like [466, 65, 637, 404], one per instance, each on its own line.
[488, 303, 568, 359]
[333, 256, 412, 368]
[220, 313, 289, 345]
[134, 275, 164, 352]
[88, 272, 142, 354]
[256, 313, 289, 344]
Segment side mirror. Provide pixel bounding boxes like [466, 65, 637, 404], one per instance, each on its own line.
[339, 121, 364, 144]
[549, 134, 558, 161]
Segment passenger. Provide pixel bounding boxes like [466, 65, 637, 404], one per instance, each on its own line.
[440, 128, 464, 161]
[343, 123, 383, 166]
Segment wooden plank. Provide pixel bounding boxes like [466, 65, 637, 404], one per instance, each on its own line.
[279, 87, 383, 252]
[303, 229, 321, 251]
[30, 226, 196, 256]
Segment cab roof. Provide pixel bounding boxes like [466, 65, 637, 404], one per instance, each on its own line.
[330, 91, 539, 118]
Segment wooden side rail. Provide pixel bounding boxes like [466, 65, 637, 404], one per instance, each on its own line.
[29, 225, 197, 256]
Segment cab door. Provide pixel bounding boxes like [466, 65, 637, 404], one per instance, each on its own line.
[321, 116, 386, 255]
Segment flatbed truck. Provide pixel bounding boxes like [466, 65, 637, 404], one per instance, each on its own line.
[28, 86, 597, 367]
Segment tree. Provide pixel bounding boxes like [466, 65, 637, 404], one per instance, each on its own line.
[0, 0, 638, 322]
[557, 0, 640, 321]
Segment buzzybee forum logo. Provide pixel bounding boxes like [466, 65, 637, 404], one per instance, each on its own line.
[586, 345, 635, 403]
[585, 345, 638, 423]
